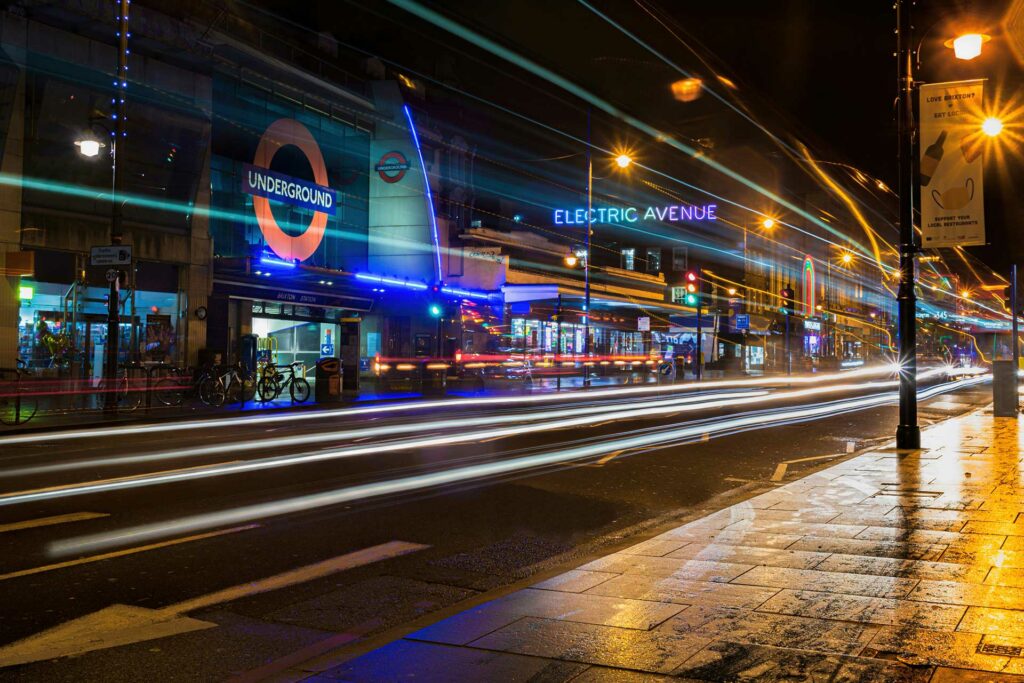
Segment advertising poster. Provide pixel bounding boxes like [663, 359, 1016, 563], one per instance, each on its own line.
[919, 80, 986, 248]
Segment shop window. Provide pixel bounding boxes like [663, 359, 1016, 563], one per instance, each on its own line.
[621, 248, 635, 271]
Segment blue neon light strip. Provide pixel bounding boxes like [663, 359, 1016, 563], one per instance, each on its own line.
[355, 273, 429, 290]
[441, 286, 492, 301]
[402, 104, 443, 281]
[260, 255, 297, 268]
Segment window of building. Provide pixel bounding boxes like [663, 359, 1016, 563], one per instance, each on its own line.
[672, 246, 687, 271]
[621, 248, 635, 270]
[646, 248, 661, 273]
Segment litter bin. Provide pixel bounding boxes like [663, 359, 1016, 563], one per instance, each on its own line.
[315, 357, 342, 403]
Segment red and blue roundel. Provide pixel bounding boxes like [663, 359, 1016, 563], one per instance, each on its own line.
[375, 151, 410, 183]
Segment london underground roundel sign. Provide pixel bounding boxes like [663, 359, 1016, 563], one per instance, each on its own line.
[375, 150, 410, 183]
[245, 118, 335, 262]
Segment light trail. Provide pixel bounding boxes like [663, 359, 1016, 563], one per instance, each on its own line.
[0, 369, 950, 508]
[46, 374, 988, 558]
[0, 388, 766, 478]
[0, 365, 898, 447]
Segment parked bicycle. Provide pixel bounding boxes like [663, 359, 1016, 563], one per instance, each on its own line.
[257, 361, 311, 403]
[0, 366, 38, 426]
[198, 362, 256, 407]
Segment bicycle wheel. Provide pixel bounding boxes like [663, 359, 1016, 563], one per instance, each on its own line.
[118, 376, 142, 412]
[290, 377, 311, 403]
[199, 377, 226, 407]
[154, 376, 186, 406]
[257, 377, 281, 401]
[0, 395, 36, 425]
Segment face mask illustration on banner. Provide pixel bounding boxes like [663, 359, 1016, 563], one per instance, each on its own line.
[931, 177, 975, 211]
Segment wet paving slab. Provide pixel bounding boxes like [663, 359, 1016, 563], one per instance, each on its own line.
[327, 411, 1024, 680]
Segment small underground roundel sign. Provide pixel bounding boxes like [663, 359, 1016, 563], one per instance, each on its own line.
[375, 151, 410, 183]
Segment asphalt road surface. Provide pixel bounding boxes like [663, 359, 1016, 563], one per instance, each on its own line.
[0, 367, 993, 680]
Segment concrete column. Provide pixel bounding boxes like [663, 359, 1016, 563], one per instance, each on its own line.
[185, 126, 212, 367]
[0, 67, 25, 367]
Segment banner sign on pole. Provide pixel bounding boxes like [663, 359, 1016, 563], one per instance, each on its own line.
[919, 79, 986, 248]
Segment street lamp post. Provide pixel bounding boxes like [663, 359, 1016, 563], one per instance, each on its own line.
[895, 0, 920, 449]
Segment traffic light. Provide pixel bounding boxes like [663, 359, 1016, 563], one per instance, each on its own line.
[428, 302, 443, 318]
[780, 284, 796, 315]
[684, 270, 699, 307]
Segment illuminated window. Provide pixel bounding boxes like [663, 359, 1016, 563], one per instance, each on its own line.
[646, 248, 661, 273]
[621, 248, 635, 271]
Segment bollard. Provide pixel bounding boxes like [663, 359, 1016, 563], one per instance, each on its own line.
[993, 360, 1018, 417]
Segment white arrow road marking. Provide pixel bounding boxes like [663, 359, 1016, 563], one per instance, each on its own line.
[0, 540, 428, 668]
[0, 512, 108, 534]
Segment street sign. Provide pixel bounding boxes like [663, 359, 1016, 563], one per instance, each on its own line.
[735, 314, 750, 330]
[638, 316, 650, 331]
[320, 343, 335, 356]
[919, 80, 986, 247]
[91, 245, 132, 266]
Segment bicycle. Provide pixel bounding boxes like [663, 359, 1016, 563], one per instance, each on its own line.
[153, 365, 194, 407]
[0, 367, 38, 426]
[199, 362, 256, 407]
[257, 361, 311, 403]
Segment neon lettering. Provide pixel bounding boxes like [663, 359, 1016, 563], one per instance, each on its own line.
[554, 209, 564, 224]
[624, 207, 638, 222]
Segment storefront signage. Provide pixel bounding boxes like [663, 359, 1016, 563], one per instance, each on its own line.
[243, 164, 336, 215]
[249, 118, 332, 262]
[375, 150, 410, 183]
[804, 319, 822, 331]
[638, 316, 650, 331]
[919, 80, 986, 247]
[734, 314, 750, 330]
[553, 203, 717, 226]
[215, 280, 372, 312]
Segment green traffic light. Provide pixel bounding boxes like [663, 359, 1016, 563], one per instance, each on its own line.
[685, 293, 698, 306]
[429, 304, 442, 317]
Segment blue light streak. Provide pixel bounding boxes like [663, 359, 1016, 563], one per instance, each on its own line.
[355, 273, 429, 290]
[440, 286, 492, 300]
[403, 104, 444, 281]
[259, 255, 297, 269]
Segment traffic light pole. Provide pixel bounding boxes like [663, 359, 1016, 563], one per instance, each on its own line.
[785, 312, 791, 376]
[1013, 263, 1019, 403]
[895, 0, 920, 449]
[694, 298, 702, 381]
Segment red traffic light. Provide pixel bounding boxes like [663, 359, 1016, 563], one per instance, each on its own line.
[686, 271, 697, 282]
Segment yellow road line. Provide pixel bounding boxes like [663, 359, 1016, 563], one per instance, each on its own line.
[0, 461, 242, 501]
[0, 524, 258, 581]
[0, 512, 108, 534]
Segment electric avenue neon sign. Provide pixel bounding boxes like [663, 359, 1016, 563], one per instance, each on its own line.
[553, 203, 717, 226]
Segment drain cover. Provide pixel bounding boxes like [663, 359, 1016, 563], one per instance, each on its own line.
[978, 643, 1023, 657]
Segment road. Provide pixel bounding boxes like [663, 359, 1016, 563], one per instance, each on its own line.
[0, 366, 992, 681]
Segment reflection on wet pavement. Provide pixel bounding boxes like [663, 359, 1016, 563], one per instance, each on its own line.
[328, 411, 1024, 681]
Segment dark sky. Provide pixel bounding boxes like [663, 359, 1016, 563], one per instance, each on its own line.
[262, 0, 1021, 268]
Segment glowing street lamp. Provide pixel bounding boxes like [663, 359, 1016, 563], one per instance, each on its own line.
[945, 33, 990, 61]
[982, 116, 1004, 137]
[564, 253, 579, 268]
[761, 218, 775, 229]
[841, 252, 854, 265]
[615, 153, 632, 169]
[74, 137, 105, 157]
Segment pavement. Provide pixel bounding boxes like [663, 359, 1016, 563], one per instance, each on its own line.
[307, 405, 1024, 682]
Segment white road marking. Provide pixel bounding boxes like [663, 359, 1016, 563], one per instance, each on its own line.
[0, 540, 427, 667]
